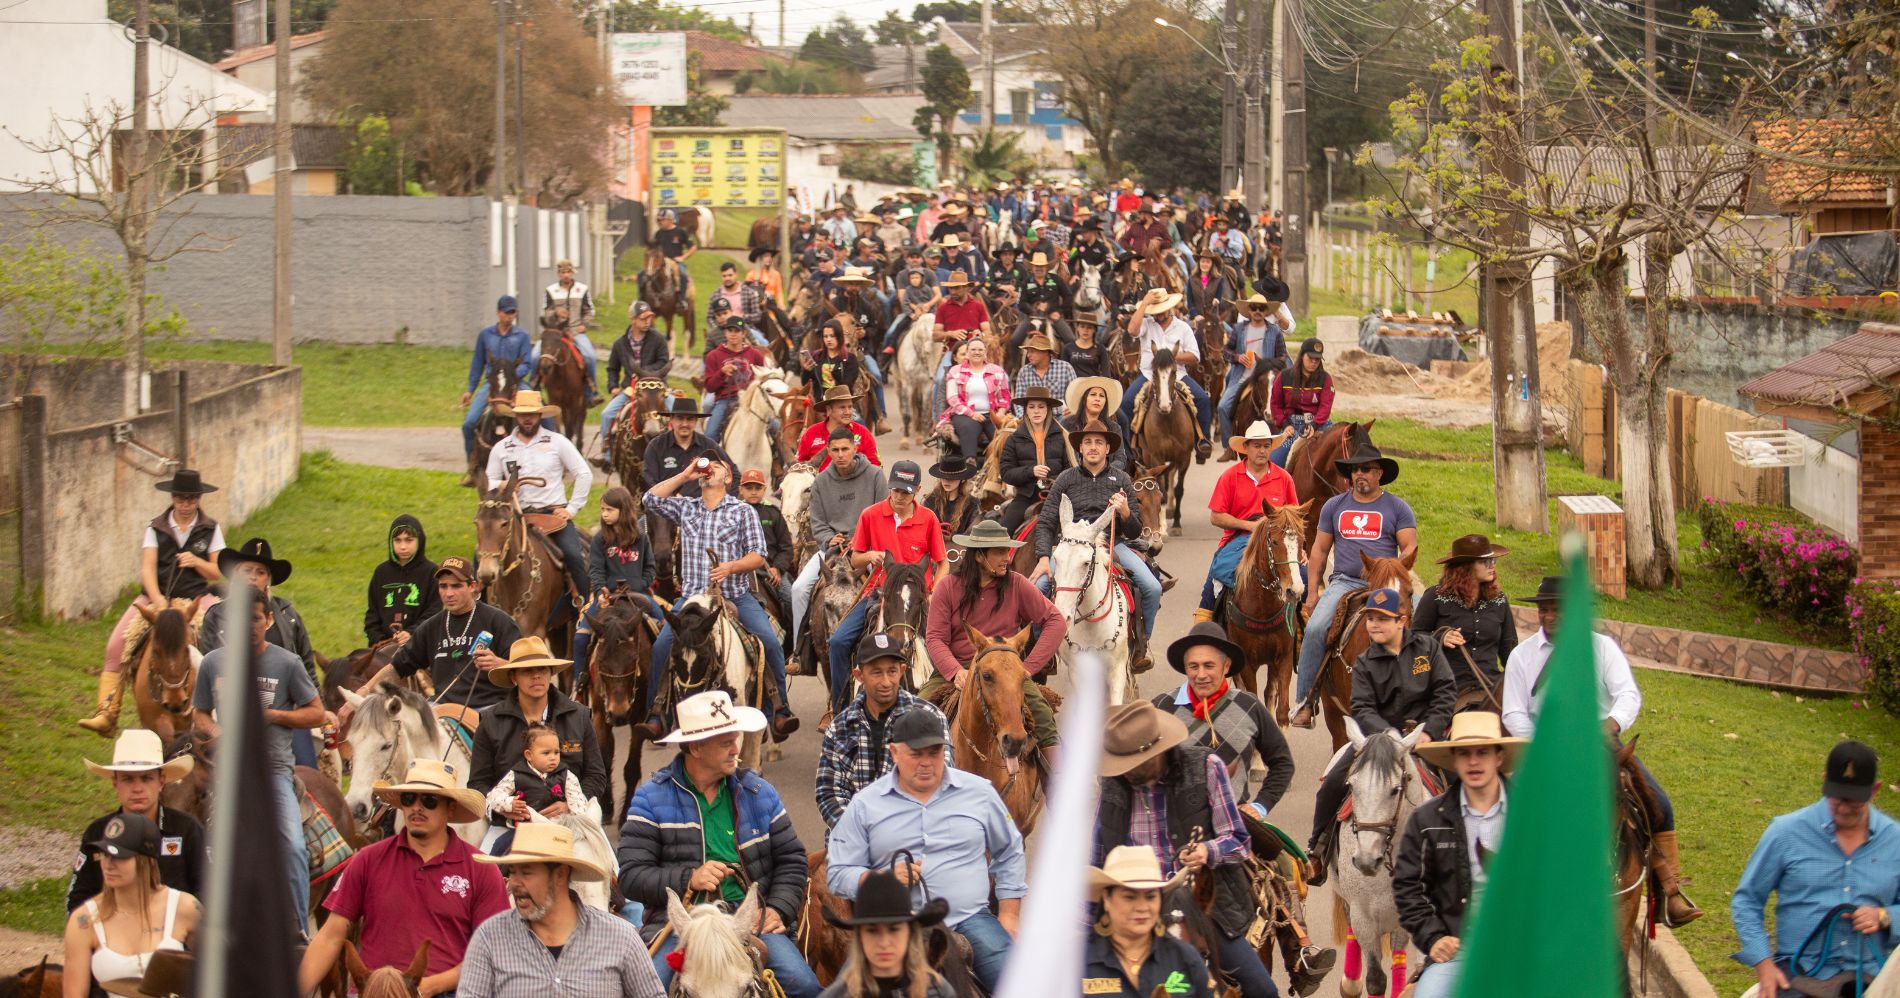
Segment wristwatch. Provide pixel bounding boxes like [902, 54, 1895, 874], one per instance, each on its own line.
[1881, 908, 1893, 930]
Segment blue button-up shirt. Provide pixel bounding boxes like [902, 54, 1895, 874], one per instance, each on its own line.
[1732, 799, 1900, 976]
[640, 493, 767, 601]
[825, 767, 1027, 928]
[467, 323, 535, 393]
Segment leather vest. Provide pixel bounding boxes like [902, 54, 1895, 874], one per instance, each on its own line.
[1097, 744, 1255, 938]
[149, 511, 219, 601]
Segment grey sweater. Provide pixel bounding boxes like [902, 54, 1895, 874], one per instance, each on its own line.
[809, 458, 888, 547]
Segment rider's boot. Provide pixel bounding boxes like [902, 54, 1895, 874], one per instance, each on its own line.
[570, 631, 592, 703]
[1304, 813, 1338, 888]
[76, 671, 123, 737]
[1289, 946, 1338, 997]
[584, 376, 602, 409]
[1291, 703, 1316, 729]
[1195, 428, 1213, 463]
[1648, 831, 1704, 927]
[1131, 613, 1154, 675]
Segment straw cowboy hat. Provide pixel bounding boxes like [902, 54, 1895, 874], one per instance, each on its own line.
[217, 537, 293, 585]
[1099, 702, 1189, 778]
[1225, 187, 1245, 201]
[1415, 711, 1527, 772]
[1066, 376, 1124, 420]
[499, 389, 562, 417]
[658, 690, 767, 745]
[1066, 418, 1124, 454]
[1088, 845, 1190, 901]
[1028, 251, 1052, 267]
[1437, 533, 1511, 565]
[1226, 419, 1281, 455]
[1141, 288, 1184, 315]
[832, 266, 875, 284]
[101, 949, 194, 998]
[938, 233, 968, 250]
[952, 518, 1026, 550]
[475, 822, 610, 882]
[943, 270, 974, 288]
[86, 729, 194, 782]
[1242, 292, 1272, 308]
[485, 635, 573, 687]
[1166, 621, 1245, 676]
[372, 758, 486, 824]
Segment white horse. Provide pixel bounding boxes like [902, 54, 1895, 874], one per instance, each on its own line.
[665, 884, 763, 998]
[1073, 260, 1108, 327]
[893, 312, 941, 447]
[778, 462, 816, 567]
[722, 369, 789, 492]
[664, 592, 770, 769]
[1046, 495, 1135, 705]
[1331, 718, 1429, 998]
[337, 683, 485, 845]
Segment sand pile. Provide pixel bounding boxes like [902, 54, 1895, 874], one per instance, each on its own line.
[1328, 348, 1458, 397]
[1437, 322, 1574, 402]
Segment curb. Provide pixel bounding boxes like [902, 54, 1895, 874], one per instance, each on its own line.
[1629, 924, 1720, 998]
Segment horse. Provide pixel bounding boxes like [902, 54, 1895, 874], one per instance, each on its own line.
[159, 730, 214, 820]
[666, 885, 768, 998]
[1131, 348, 1196, 535]
[608, 377, 673, 487]
[342, 939, 430, 998]
[774, 389, 814, 471]
[1222, 501, 1311, 726]
[335, 682, 484, 844]
[474, 468, 572, 646]
[722, 370, 789, 492]
[640, 248, 696, 349]
[663, 591, 770, 769]
[1047, 496, 1136, 707]
[1191, 313, 1229, 403]
[1224, 364, 1281, 460]
[534, 321, 587, 444]
[0, 960, 60, 998]
[874, 558, 932, 693]
[1130, 462, 1170, 558]
[1614, 737, 1660, 954]
[894, 312, 941, 448]
[778, 463, 817, 570]
[935, 623, 1045, 836]
[1073, 260, 1109, 329]
[1286, 420, 1372, 552]
[808, 549, 862, 697]
[128, 601, 198, 741]
[972, 414, 1020, 512]
[1310, 553, 1417, 752]
[799, 851, 980, 992]
[467, 358, 524, 488]
[1330, 720, 1429, 998]
[747, 216, 779, 254]
[585, 591, 654, 827]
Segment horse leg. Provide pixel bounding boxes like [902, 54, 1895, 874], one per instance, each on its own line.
[1362, 934, 1387, 998]
[1336, 894, 1363, 998]
[1388, 932, 1410, 998]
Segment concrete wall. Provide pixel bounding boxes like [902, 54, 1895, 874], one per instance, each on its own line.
[1605, 299, 1866, 407]
[1791, 443, 1859, 542]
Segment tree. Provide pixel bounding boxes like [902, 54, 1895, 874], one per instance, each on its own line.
[1114, 71, 1221, 191]
[911, 1, 1025, 22]
[916, 44, 972, 180]
[654, 51, 729, 127]
[342, 113, 403, 195]
[958, 128, 1035, 186]
[308, 0, 615, 203]
[875, 10, 927, 91]
[1022, 0, 1190, 177]
[737, 60, 848, 95]
[0, 233, 185, 400]
[107, 0, 335, 62]
[601, 0, 746, 40]
[800, 14, 877, 74]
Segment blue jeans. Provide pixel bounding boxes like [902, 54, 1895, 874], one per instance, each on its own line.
[1200, 534, 1249, 612]
[706, 396, 736, 441]
[1271, 421, 1329, 467]
[652, 928, 821, 998]
[861, 356, 888, 417]
[930, 353, 954, 423]
[1035, 543, 1160, 636]
[600, 390, 629, 440]
[1411, 957, 1459, 998]
[826, 596, 876, 712]
[291, 728, 317, 769]
[1119, 370, 1213, 439]
[1217, 928, 1281, 998]
[1295, 574, 1367, 703]
[1637, 756, 1675, 831]
[953, 910, 1013, 994]
[647, 590, 790, 717]
[461, 380, 491, 456]
[272, 773, 310, 933]
[788, 553, 825, 647]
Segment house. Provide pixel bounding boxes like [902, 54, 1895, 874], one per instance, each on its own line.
[933, 22, 1089, 163]
[211, 31, 348, 195]
[1755, 119, 1897, 236]
[0, 0, 270, 194]
[684, 31, 788, 95]
[720, 94, 928, 191]
[213, 30, 328, 123]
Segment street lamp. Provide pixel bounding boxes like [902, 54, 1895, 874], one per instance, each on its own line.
[1153, 16, 1233, 71]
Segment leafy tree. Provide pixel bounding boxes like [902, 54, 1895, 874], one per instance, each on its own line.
[107, 0, 334, 62]
[1113, 71, 1220, 192]
[958, 128, 1035, 187]
[841, 146, 920, 185]
[600, 0, 746, 41]
[1021, 0, 1189, 176]
[655, 51, 729, 126]
[800, 14, 877, 73]
[875, 10, 926, 45]
[916, 44, 972, 178]
[0, 233, 186, 399]
[736, 60, 847, 95]
[342, 113, 403, 195]
[911, 1, 1024, 22]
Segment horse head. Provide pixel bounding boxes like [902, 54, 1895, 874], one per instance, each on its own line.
[666, 885, 764, 998]
[337, 681, 437, 826]
[159, 729, 215, 822]
[473, 473, 526, 585]
[344, 938, 429, 998]
[1049, 495, 1115, 618]
[589, 595, 651, 726]
[1075, 262, 1104, 310]
[663, 595, 729, 693]
[1131, 464, 1168, 552]
[877, 559, 929, 645]
[138, 604, 196, 718]
[963, 623, 1034, 774]
[1343, 726, 1425, 876]
[536, 324, 569, 380]
[1254, 499, 1312, 605]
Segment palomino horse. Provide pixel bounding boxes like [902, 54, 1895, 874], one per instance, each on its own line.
[128, 601, 199, 741]
[1223, 501, 1311, 726]
[874, 558, 932, 692]
[665, 885, 766, 998]
[474, 469, 572, 646]
[534, 321, 587, 444]
[1047, 496, 1136, 706]
[1309, 553, 1417, 752]
[663, 591, 771, 769]
[640, 248, 696, 349]
[608, 377, 673, 488]
[1286, 420, 1372, 551]
[935, 624, 1045, 836]
[336, 682, 483, 844]
[1331, 720, 1429, 998]
[722, 370, 789, 491]
[894, 312, 941, 448]
[1131, 348, 1196, 535]
[778, 463, 817, 569]
[585, 591, 655, 827]
[467, 358, 524, 487]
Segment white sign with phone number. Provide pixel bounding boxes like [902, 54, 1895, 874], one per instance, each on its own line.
[610, 32, 687, 107]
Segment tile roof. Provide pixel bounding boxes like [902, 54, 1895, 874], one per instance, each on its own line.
[720, 94, 926, 142]
[686, 31, 786, 73]
[212, 30, 326, 71]
[1738, 323, 1900, 413]
[1754, 119, 1893, 207]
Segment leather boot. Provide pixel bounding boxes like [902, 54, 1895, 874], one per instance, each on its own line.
[77, 671, 124, 736]
[1649, 831, 1703, 927]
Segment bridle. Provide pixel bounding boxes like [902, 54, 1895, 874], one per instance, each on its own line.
[590, 592, 651, 684]
[475, 476, 548, 622]
[1345, 754, 1413, 873]
[1051, 521, 1121, 629]
[143, 626, 196, 713]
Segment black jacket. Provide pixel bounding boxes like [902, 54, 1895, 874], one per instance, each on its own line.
[588, 530, 656, 594]
[1033, 463, 1140, 558]
[1394, 784, 1507, 962]
[1081, 932, 1214, 998]
[364, 514, 440, 643]
[198, 593, 318, 684]
[1097, 745, 1255, 939]
[749, 501, 795, 574]
[999, 422, 1073, 492]
[68, 807, 205, 912]
[149, 511, 220, 602]
[607, 330, 670, 390]
[640, 433, 734, 496]
[1350, 631, 1457, 741]
[390, 603, 521, 711]
[1410, 585, 1519, 691]
[469, 686, 608, 810]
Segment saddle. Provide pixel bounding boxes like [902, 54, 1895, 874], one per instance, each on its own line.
[1216, 587, 1289, 635]
[557, 334, 584, 369]
[1129, 377, 1195, 437]
[295, 773, 355, 881]
[434, 705, 480, 760]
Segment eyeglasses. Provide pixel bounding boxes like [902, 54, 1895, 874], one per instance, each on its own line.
[398, 792, 443, 810]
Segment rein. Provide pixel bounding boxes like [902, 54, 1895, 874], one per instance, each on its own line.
[1052, 520, 1121, 627]
[476, 477, 550, 623]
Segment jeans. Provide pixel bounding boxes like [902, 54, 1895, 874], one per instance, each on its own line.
[930, 353, 954, 422]
[1217, 928, 1282, 998]
[950, 414, 993, 461]
[647, 590, 791, 717]
[705, 395, 736, 441]
[1411, 957, 1459, 998]
[860, 356, 888, 418]
[1218, 364, 1254, 441]
[1637, 756, 1675, 831]
[1295, 574, 1367, 703]
[272, 773, 310, 934]
[461, 381, 491, 456]
[826, 596, 876, 712]
[1035, 543, 1160, 636]
[1271, 421, 1329, 467]
[1200, 533, 1249, 612]
[1119, 370, 1213, 439]
[953, 910, 1013, 994]
[788, 552, 826, 646]
[652, 929, 821, 998]
[530, 334, 598, 389]
[545, 523, 590, 610]
[600, 390, 630, 441]
[291, 728, 317, 769]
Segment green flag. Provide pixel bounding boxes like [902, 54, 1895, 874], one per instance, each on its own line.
[1455, 539, 1623, 996]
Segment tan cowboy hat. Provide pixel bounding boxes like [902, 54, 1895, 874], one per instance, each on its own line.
[941, 203, 968, 218]
[485, 635, 573, 687]
[943, 270, 974, 288]
[1065, 376, 1124, 419]
[832, 266, 875, 284]
[853, 213, 881, 224]
[939, 233, 967, 249]
[1119, 178, 1134, 189]
[1225, 187, 1245, 200]
[372, 758, 486, 824]
[1141, 289, 1184, 315]
[498, 389, 562, 417]
[1098, 701, 1187, 778]
[86, 729, 193, 782]
[474, 822, 609, 883]
[1415, 711, 1527, 772]
[1242, 292, 1272, 308]
[1087, 844, 1190, 901]
[658, 690, 767, 744]
[1028, 251, 1051, 268]
[1226, 419, 1281, 455]
[1020, 332, 1058, 354]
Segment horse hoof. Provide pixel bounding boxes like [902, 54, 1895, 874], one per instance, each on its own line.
[1169, 524, 1183, 536]
[766, 746, 783, 763]
[1340, 981, 1363, 998]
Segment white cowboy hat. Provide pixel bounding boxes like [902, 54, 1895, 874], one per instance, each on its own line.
[1415, 712, 1527, 772]
[1142, 289, 1184, 315]
[1227, 419, 1282, 454]
[1065, 376, 1124, 420]
[485, 635, 573, 687]
[658, 690, 767, 745]
[475, 822, 609, 883]
[1087, 845, 1189, 901]
[498, 389, 562, 417]
[832, 266, 875, 284]
[86, 729, 193, 782]
[372, 758, 487, 824]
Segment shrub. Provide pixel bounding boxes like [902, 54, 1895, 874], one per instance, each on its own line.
[1847, 580, 1900, 714]
[1695, 498, 1858, 624]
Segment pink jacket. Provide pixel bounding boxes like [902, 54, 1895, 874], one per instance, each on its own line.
[942, 364, 1011, 421]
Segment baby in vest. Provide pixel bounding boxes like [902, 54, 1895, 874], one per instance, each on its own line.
[487, 723, 617, 908]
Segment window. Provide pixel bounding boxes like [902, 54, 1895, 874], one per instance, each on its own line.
[967, 91, 984, 115]
[1010, 90, 1031, 122]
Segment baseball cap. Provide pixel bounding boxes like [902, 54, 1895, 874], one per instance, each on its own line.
[434, 556, 476, 584]
[1824, 740, 1879, 801]
[721, 315, 747, 330]
[630, 301, 654, 318]
[739, 468, 768, 486]
[889, 460, 923, 493]
[888, 708, 948, 750]
[855, 630, 910, 666]
[1363, 587, 1405, 618]
[86, 812, 160, 860]
[711, 297, 732, 314]
[496, 294, 519, 313]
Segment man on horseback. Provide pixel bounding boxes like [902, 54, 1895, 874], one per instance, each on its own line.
[195, 537, 325, 767]
[68, 730, 205, 913]
[1196, 422, 1299, 623]
[1500, 577, 1702, 926]
[1306, 587, 1455, 884]
[706, 260, 765, 334]
[816, 630, 952, 828]
[702, 315, 767, 442]
[796, 386, 881, 469]
[486, 390, 594, 619]
[1210, 215, 1249, 270]
[1119, 288, 1215, 463]
[827, 462, 947, 716]
[1292, 441, 1416, 728]
[1392, 712, 1526, 998]
[791, 428, 886, 654]
[350, 556, 523, 716]
[462, 295, 535, 472]
[599, 302, 671, 454]
[1095, 701, 1285, 998]
[542, 259, 602, 408]
[647, 209, 697, 303]
[1218, 285, 1293, 448]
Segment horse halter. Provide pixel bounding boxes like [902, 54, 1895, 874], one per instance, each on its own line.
[1346, 758, 1413, 873]
[1051, 522, 1120, 626]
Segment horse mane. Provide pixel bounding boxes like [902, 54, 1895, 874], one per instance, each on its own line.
[1353, 729, 1411, 781]
[1362, 554, 1413, 598]
[359, 968, 414, 998]
[592, 596, 646, 661]
[359, 682, 438, 747]
[148, 607, 189, 655]
[673, 901, 758, 996]
[924, 924, 977, 997]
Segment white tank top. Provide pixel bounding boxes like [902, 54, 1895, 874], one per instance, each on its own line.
[88, 888, 186, 984]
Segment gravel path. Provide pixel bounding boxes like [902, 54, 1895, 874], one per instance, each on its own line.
[0, 826, 72, 892]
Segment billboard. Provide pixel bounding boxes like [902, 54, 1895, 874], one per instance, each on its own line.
[610, 32, 687, 107]
[649, 128, 786, 210]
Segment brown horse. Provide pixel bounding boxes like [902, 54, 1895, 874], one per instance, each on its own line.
[798, 851, 981, 992]
[1, 959, 60, 998]
[1614, 737, 1659, 954]
[1224, 364, 1280, 459]
[640, 248, 696, 349]
[1131, 348, 1196, 534]
[1286, 420, 1374, 552]
[586, 590, 654, 827]
[1309, 553, 1416, 751]
[534, 321, 587, 444]
[608, 377, 674, 488]
[935, 624, 1045, 836]
[466, 357, 525, 488]
[474, 468, 571, 646]
[343, 939, 430, 998]
[1191, 312, 1229, 402]
[1223, 501, 1312, 726]
[129, 602, 197, 741]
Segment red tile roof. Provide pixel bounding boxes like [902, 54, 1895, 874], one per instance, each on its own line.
[686, 31, 785, 73]
[213, 30, 326, 71]
[1738, 322, 1900, 413]
[1754, 119, 1893, 208]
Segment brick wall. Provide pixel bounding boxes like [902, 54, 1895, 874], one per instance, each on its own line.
[1860, 426, 1900, 580]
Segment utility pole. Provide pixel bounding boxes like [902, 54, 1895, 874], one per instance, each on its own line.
[493, 0, 507, 198]
[981, 0, 995, 129]
[1280, 0, 1308, 314]
[1242, 0, 1265, 213]
[778, 0, 785, 47]
[1220, 0, 1239, 195]
[514, 8, 527, 196]
[271, 0, 292, 365]
[1269, 0, 1282, 210]
[125, 0, 152, 418]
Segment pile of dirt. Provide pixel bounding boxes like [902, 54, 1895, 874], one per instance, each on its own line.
[1328, 348, 1458, 397]
[1438, 322, 1574, 402]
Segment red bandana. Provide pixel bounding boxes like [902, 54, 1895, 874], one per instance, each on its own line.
[1189, 679, 1230, 722]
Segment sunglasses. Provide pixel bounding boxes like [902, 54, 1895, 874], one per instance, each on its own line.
[398, 792, 444, 810]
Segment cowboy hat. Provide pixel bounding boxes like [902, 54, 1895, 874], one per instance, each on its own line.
[824, 863, 949, 928]
[1013, 385, 1060, 415]
[1415, 711, 1526, 772]
[853, 213, 881, 224]
[498, 389, 562, 417]
[1242, 292, 1272, 308]
[1224, 187, 1245, 200]
[941, 203, 967, 218]
[372, 758, 486, 824]
[943, 271, 974, 288]
[101, 949, 194, 998]
[816, 385, 862, 407]
[1166, 621, 1245, 676]
[1256, 275, 1290, 303]
[658, 690, 767, 744]
[485, 635, 573, 687]
[994, 242, 1020, 256]
[1519, 575, 1565, 605]
[1436, 533, 1511, 565]
[475, 822, 609, 883]
[1141, 289, 1184, 315]
[938, 233, 967, 249]
[1019, 333, 1058, 355]
[1028, 251, 1052, 267]
[748, 245, 777, 262]
[86, 729, 195, 782]
[1333, 439, 1400, 485]
[1087, 845, 1190, 901]
[216, 537, 293, 585]
[953, 518, 1026, 550]
[831, 266, 874, 284]
[155, 469, 217, 494]
[1066, 418, 1124, 454]
[1099, 702, 1189, 778]
[1065, 376, 1124, 421]
[1226, 419, 1281, 455]
[661, 396, 711, 417]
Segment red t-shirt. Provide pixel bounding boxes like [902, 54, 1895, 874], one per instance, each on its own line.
[934, 297, 990, 333]
[796, 420, 880, 470]
[851, 498, 948, 590]
[1209, 460, 1300, 546]
[322, 833, 509, 977]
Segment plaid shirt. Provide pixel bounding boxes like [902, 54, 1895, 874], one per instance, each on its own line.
[814, 690, 954, 828]
[641, 492, 767, 600]
[457, 893, 663, 998]
[1042, 222, 1073, 249]
[704, 281, 764, 329]
[1012, 359, 1076, 415]
[1097, 754, 1248, 875]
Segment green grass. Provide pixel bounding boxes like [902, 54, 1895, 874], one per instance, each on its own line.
[0, 877, 69, 936]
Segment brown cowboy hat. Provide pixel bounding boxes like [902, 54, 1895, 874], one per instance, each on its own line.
[1012, 384, 1059, 412]
[1020, 332, 1058, 354]
[1415, 711, 1526, 772]
[1436, 533, 1511, 565]
[1066, 418, 1123, 454]
[1099, 702, 1189, 778]
[816, 385, 861, 407]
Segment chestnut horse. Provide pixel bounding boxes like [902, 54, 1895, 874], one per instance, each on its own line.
[474, 468, 571, 647]
[640, 248, 696, 349]
[129, 601, 198, 741]
[534, 321, 587, 445]
[1308, 553, 1416, 752]
[1223, 501, 1312, 726]
[1131, 348, 1196, 534]
[933, 624, 1045, 836]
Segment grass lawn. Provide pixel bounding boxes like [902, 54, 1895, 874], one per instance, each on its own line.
[0, 877, 68, 937]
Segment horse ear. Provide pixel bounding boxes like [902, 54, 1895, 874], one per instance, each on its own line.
[342, 939, 371, 989]
[732, 882, 763, 933]
[666, 888, 692, 929]
[137, 601, 159, 623]
[1343, 715, 1367, 751]
[1059, 494, 1074, 525]
[338, 687, 366, 709]
[965, 623, 992, 650]
[1007, 624, 1033, 654]
[404, 938, 431, 983]
[1091, 504, 1116, 537]
[1398, 727, 1425, 751]
[1616, 734, 1640, 765]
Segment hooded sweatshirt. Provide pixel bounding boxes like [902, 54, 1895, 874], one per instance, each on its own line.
[363, 514, 441, 643]
[808, 457, 887, 549]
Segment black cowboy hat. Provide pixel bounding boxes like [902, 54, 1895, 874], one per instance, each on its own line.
[217, 537, 293, 585]
[661, 396, 711, 418]
[1437, 533, 1511, 565]
[155, 469, 218, 494]
[1519, 575, 1564, 605]
[1333, 440, 1400, 485]
[1166, 621, 1245, 675]
[1256, 275, 1290, 303]
[748, 245, 777, 262]
[824, 863, 949, 928]
[929, 454, 980, 481]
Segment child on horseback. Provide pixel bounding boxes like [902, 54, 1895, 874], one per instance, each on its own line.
[484, 722, 600, 832]
[572, 486, 658, 703]
[364, 515, 439, 645]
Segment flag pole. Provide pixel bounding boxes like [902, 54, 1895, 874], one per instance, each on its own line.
[197, 583, 252, 998]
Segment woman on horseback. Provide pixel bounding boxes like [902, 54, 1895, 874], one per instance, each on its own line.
[804, 320, 865, 399]
[1411, 535, 1517, 709]
[818, 866, 959, 998]
[62, 813, 201, 997]
[1062, 377, 1131, 471]
[1063, 318, 1112, 380]
[940, 338, 1011, 462]
[1083, 847, 1216, 998]
[1184, 249, 1234, 321]
[1268, 339, 1334, 467]
[81, 470, 225, 736]
[923, 456, 981, 547]
[997, 386, 1073, 534]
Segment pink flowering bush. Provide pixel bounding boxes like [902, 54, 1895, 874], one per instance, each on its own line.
[1846, 581, 1900, 715]
[1696, 499, 1858, 624]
